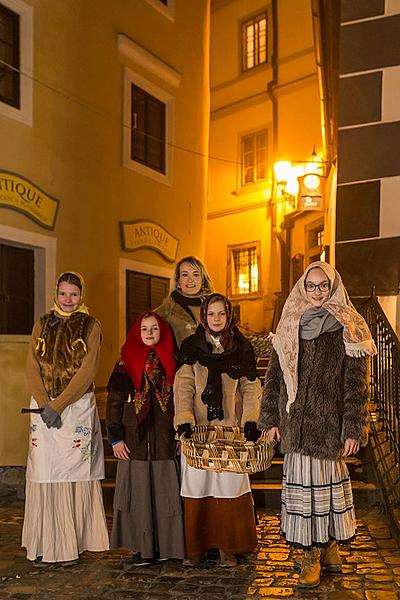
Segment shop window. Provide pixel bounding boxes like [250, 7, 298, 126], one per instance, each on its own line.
[131, 84, 166, 174]
[242, 12, 267, 72]
[0, 242, 34, 334]
[227, 242, 261, 297]
[126, 270, 169, 333]
[0, 0, 32, 125]
[241, 129, 268, 186]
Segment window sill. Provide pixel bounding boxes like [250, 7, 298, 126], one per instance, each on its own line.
[232, 182, 271, 197]
[228, 293, 263, 301]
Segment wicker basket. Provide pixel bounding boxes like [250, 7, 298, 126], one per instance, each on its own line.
[180, 425, 275, 474]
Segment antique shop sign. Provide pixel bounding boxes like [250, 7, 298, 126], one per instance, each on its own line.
[120, 220, 179, 263]
[0, 171, 59, 229]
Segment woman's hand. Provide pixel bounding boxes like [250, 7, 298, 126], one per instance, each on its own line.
[266, 427, 281, 442]
[342, 438, 360, 457]
[112, 441, 130, 460]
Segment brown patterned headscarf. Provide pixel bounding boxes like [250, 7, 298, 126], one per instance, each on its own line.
[271, 261, 377, 413]
[200, 293, 234, 350]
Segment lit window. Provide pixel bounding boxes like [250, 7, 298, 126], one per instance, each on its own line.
[228, 243, 261, 297]
[0, 3, 19, 108]
[241, 129, 268, 186]
[242, 13, 267, 72]
[131, 84, 166, 174]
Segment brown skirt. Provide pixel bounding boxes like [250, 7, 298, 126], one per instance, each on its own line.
[184, 492, 257, 558]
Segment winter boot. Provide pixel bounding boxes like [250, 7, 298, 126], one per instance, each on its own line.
[321, 540, 342, 573]
[298, 547, 322, 588]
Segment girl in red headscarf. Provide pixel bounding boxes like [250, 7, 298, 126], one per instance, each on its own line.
[106, 312, 185, 565]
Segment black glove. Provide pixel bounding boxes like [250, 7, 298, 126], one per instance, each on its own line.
[41, 405, 62, 429]
[177, 423, 193, 439]
[244, 421, 261, 442]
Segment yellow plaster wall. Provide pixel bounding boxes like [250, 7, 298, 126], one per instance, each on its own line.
[0, 338, 30, 465]
[0, 0, 210, 465]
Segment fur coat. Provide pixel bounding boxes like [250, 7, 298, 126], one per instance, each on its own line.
[259, 328, 369, 460]
[155, 295, 200, 349]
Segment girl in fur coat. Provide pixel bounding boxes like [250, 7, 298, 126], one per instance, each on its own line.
[174, 293, 261, 567]
[259, 262, 376, 589]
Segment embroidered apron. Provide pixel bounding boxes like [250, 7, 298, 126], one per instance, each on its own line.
[26, 392, 105, 483]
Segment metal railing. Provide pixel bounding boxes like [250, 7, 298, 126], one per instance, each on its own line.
[359, 294, 400, 499]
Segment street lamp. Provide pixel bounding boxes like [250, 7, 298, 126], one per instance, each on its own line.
[273, 161, 297, 208]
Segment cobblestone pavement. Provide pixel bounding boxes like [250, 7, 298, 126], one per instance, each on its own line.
[1, 491, 400, 599]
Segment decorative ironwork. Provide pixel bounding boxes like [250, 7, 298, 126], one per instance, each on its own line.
[359, 294, 400, 502]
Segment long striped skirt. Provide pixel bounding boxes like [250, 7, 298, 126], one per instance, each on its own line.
[281, 452, 356, 550]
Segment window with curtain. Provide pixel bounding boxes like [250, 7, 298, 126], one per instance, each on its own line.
[241, 129, 268, 186]
[242, 12, 267, 72]
[227, 242, 261, 297]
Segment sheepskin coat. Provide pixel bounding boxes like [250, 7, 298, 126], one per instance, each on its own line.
[173, 335, 261, 429]
[259, 328, 369, 460]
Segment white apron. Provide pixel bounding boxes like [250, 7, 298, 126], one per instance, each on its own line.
[26, 392, 105, 483]
[180, 454, 251, 499]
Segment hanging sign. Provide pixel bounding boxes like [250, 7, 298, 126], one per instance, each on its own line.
[297, 173, 326, 211]
[120, 220, 179, 263]
[0, 171, 59, 229]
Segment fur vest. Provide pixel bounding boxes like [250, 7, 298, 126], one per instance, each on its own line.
[36, 312, 97, 398]
[259, 329, 370, 460]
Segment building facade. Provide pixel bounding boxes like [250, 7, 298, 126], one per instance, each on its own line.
[0, 0, 210, 466]
[336, 0, 400, 334]
[206, 0, 323, 334]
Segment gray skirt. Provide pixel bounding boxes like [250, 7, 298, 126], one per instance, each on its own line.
[111, 459, 185, 559]
[281, 452, 356, 549]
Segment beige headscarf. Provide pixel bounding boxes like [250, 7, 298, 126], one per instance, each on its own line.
[271, 261, 377, 414]
[52, 271, 89, 317]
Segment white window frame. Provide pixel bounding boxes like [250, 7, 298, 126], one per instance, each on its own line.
[0, 224, 56, 340]
[122, 66, 174, 186]
[227, 241, 262, 299]
[0, 0, 33, 126]
[240, 128, 269, 187]
[241, 11, 268, 72]
[144, 0, 175, 22]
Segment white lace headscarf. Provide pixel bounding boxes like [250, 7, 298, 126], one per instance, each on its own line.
[270, 261, 377, 413]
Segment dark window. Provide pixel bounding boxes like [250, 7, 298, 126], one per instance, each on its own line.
[131, 84, 166, 174]
[0, 242, 34, 334]
[241, 129, 268, 185]
[0, 3, 20, 108]
[159, 0, 168, 5]
[126, 270, 169, 333]
[242, 12, 267, 72]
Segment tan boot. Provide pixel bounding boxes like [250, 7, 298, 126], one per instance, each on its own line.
[321, 540, 342, 573]
[298, 547, 322, 588]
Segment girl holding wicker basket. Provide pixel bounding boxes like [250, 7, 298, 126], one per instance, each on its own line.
[174, 293, 262, 567]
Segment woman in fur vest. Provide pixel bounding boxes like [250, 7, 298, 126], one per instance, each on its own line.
[174, 293, 261, 567]
[259, 262, 376, 589]
[22, 272, 108, 567]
